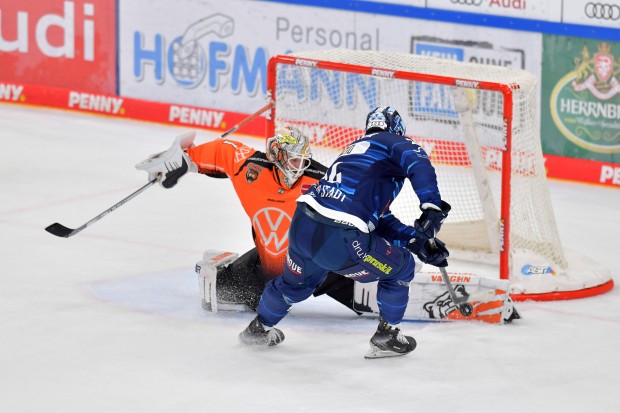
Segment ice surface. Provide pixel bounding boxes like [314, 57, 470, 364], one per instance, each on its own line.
[1, 104, 618, 413]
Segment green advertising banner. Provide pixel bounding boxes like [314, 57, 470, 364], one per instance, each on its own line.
[542, 36, 620, 164]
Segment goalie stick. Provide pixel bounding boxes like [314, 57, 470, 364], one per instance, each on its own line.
[45, 178, 158, 238]
[45, 101, 274, 238]
[220, 100, 273, 139]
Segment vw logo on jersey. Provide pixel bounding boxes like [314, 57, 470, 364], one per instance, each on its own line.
[253, 207, 291, 256]
[585, 3, 620, 20]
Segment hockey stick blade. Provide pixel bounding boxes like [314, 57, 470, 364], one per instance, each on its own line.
[44, 179, 158, 239]
[45, 222, 78, 238]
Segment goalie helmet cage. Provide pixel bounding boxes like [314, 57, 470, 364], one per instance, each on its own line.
[266, 49, 613, 302]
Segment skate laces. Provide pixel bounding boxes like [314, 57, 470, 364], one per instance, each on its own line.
[379, 320, 408, 345]
[392, 329, 408, 345]
[383, 322, 408, 345]
[266, 328, 284, 345]
[255, 318, 282, 342]
[267, 329, 282, 340]
[249, 317, 270, 335]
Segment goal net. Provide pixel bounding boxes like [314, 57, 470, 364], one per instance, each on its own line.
[266, 49, 612, 301]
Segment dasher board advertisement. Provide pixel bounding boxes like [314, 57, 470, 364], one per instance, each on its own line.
[542, 35, 620, 163]
[0, 0, 117, 94]
[430, 0, 562, 21]
[118, 0, 541, 115]
[119, 0, 380, 113]
[330, 0, 619, 29]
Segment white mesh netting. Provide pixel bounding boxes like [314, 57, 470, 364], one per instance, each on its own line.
[269, 49, 612, 296]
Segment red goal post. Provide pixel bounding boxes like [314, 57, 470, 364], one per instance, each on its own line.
[266, 49, 613, 301]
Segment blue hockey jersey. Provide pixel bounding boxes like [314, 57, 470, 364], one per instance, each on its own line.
[298, 131, 443, 245]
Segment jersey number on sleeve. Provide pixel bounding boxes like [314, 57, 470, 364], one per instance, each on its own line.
[326, 162, 342, 183]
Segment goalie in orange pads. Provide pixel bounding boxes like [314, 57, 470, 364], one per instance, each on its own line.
[136, 126, 518, 324]
[186, 126, 358, 313]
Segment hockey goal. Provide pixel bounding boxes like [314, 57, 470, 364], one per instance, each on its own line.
[266, 49, 613, 301]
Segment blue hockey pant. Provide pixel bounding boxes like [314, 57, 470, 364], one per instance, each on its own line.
[257, 206, 417, 327]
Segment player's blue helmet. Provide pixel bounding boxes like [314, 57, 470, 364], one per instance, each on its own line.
[365, 106, 406, 136]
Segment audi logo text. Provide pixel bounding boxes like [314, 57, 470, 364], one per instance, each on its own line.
[450, 0, 484, 5]
[585, 3, 620, 20]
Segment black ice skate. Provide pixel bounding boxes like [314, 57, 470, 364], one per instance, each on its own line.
[364, 317, 417, 359]
[239, 316, 285, 346]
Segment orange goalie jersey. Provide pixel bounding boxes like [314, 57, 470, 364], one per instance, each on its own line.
[186, 138, 327, 278]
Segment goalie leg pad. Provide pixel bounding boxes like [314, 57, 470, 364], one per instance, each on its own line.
[412, 273, 519, 324]
[352, 273, 520, 324]
[195, 250, 240, 313]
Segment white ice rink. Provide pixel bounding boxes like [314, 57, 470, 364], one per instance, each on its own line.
[1, 103, 618, 413]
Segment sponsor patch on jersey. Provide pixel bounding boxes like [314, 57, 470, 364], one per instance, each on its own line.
[246, 164, 263, 183]
[286, 253, 302, 275]
[340, 267, 372, 279]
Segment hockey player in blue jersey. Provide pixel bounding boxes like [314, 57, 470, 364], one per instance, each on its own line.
[239, 106, 452, 358]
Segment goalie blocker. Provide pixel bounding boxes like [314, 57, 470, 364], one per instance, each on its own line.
[196, 250, 520, 324]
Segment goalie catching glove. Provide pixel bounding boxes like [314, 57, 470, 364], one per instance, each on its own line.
[135, 131, 198, 188]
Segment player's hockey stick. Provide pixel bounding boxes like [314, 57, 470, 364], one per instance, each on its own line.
[45, 101, 274, 238]
[438, 266, 473, 316]
[45, 178, 158, 238]
[426, 238, 473, 316]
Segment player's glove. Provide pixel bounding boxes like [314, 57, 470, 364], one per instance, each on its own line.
[135, 131, 197, 189]
[407, 237, 449, 267]
[414, 200, 451, 241]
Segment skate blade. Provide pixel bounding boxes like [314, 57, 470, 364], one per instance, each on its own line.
[238, 330, 285, 347]
[364, 346, 409, 359]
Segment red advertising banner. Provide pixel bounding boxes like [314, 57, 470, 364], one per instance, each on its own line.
[0, 81, 268, 138]
[0, 0, 116, 94]
[545, 154, 620, 188]
[1, 79, 618, 189]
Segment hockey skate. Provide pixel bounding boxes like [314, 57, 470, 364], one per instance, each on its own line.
[239, 316, 285, 347]
[364, 317, 416, 359]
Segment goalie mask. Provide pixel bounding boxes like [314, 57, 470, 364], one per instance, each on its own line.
[266, 126, 312, 189]
[365, 106, 406, 136]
